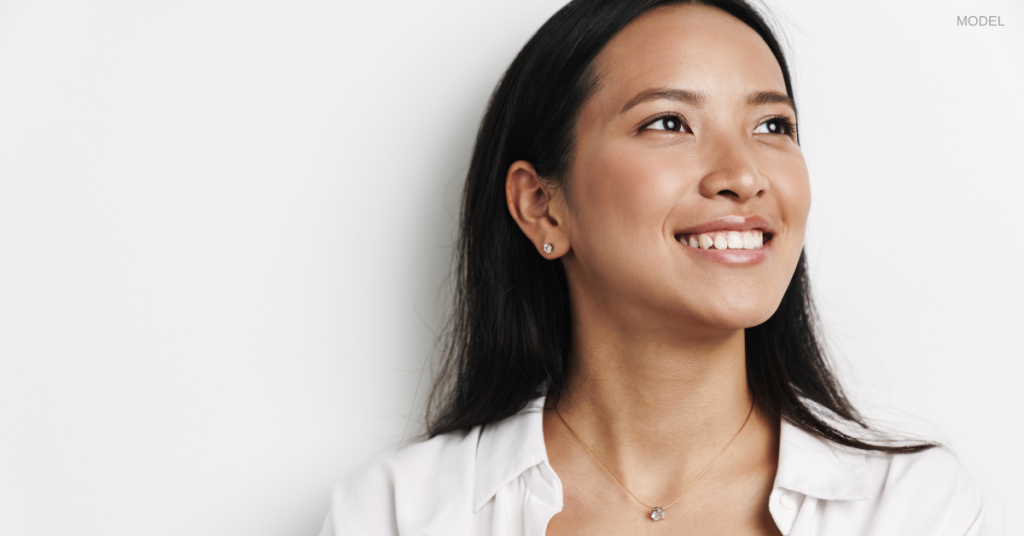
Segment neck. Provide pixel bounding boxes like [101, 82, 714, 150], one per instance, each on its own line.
[546, 296, 778, 503]
[557, 322, 753, 457]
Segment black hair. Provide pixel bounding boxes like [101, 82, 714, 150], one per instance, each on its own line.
[427, 0, 933, 454]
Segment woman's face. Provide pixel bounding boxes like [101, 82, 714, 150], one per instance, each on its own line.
[560, 4, 810, 332]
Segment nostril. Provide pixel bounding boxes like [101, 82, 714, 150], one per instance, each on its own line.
[718, 189, 740, 198]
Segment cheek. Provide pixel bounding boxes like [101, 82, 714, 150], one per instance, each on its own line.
[768, 152, 811, 232]
[574, 141, 693, 235]
[767, 153, 810, 300]
[566, 141, 695, 294]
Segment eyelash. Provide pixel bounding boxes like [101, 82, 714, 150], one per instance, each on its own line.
[756, 116, 797, 137]
[640, 113, 689, 133]
[639, 113, 797, 138]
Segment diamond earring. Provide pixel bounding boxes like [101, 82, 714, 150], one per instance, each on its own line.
[543, 243, 553, 254]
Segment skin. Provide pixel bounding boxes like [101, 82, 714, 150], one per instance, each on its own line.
[505, 4, 810, 535]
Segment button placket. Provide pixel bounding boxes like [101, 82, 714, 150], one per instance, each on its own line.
[768, 488, 801, 535]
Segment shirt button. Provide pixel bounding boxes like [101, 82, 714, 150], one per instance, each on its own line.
[780, 494, 797, 509]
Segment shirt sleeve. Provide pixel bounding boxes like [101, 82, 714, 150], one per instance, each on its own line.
[316, 510, 335, 536]
[940, 466, 988, 536]
[879, 447, 989, 536]
[317, 456, 401, 536]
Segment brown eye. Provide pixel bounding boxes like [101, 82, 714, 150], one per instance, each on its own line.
[754, 117, 793, 135]
[646, 116, 685, 132]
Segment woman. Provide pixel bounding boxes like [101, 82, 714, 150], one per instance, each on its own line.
[320, 0, 987, 534]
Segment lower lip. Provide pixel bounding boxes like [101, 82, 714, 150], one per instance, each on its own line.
[676, 239, 771, 265]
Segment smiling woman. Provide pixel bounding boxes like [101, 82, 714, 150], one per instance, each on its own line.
[318, 1, 987, 535]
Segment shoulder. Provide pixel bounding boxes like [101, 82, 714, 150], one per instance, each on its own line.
[320, 427, 483, 536]
[880, 446, 979, 494]
[779, 400, 988, 534]
[821, 423, 987, 533]
[868, 446, 986, 531]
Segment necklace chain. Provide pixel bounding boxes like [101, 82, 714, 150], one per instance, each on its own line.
[554, 400, 755, 518]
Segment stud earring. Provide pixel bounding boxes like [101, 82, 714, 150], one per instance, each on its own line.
[543, 243, 553, 254]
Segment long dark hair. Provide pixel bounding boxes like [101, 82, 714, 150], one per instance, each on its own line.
[428, 0, 932, 454]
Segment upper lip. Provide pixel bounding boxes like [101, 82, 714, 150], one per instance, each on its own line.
[674, 215, 774, 236]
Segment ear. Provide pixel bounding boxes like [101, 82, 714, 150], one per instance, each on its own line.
[505, 160, 571, 258]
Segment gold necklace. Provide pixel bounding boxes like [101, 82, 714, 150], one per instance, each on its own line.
[554, 400, 755, 522]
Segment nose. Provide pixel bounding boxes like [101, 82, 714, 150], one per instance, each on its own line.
[697, 135, 767, 202]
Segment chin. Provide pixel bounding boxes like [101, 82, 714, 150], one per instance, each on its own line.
[690, 292, 781, 331]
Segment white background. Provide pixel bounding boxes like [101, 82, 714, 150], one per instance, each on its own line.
[0, 0, 1020, 534]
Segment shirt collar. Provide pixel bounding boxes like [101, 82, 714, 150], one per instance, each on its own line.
[775, 417, 874, 501]
[473, 397, 552, 512]
[472, 396, 875, 512]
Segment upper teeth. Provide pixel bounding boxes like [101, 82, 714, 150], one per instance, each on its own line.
[679, 230, 765, 250]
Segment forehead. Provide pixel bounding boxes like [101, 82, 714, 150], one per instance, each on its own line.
[590, 4, 786, 109]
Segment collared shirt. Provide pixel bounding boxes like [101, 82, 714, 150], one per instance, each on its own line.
[318, 397, 987, 535]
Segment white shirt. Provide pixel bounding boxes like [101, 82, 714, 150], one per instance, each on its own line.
[318, 397, 987, 535]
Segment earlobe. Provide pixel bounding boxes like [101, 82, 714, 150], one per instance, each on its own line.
[505, 160, 569, 258]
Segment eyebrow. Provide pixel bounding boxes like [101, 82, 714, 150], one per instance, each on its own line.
[619, 87, 796, 114]
[619, 88, 706, 114]
[747, 90, 795, 111]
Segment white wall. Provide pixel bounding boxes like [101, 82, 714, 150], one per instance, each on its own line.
[789, 1, 1023, 534]
[0, 1, 1019, 534]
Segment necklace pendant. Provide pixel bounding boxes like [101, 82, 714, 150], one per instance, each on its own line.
[650, 507, 666, 521]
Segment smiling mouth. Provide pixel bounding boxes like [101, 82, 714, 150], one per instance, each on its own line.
[675, 230, 772, 250]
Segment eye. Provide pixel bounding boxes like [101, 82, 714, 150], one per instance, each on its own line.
[643, 115, 688, 132]
[754, 117, 794, 136]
